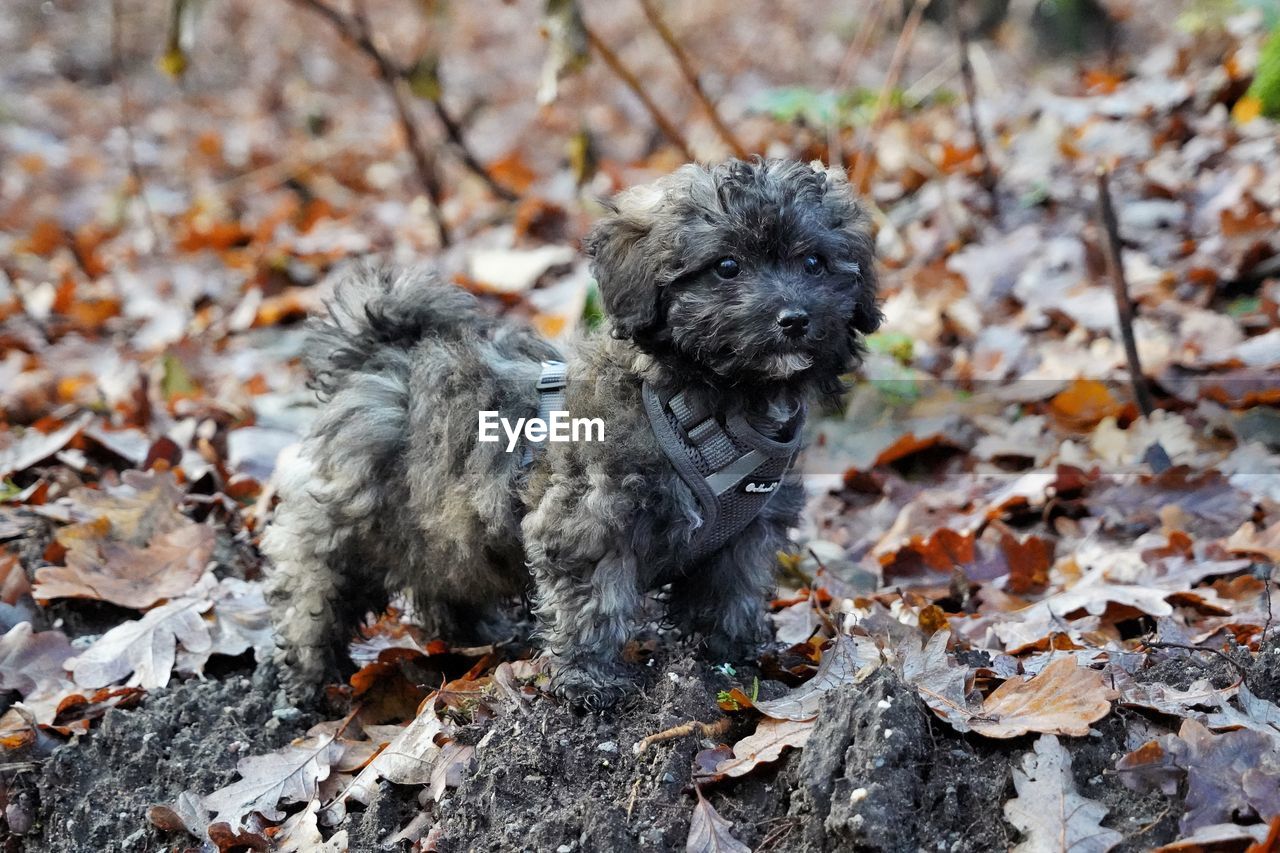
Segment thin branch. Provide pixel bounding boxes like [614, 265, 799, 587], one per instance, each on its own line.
[349, 0, 450, 246]
[1141, 641, 1250, 678]
[110, 0, 164, 251]
[1096, 166, 1156, 417]
[288, 0, 518, 225]
[426, 98, 517, 201]
[636, 0, 746, 158]
[581, 19, 694, 160]
[851, 0, 932, 192]
[827, 0, 887, 168]
[951, 0, 999, 215]
[288, 0, 447, 243]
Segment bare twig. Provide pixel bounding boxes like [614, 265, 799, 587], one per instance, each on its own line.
[1141, 640, 1250, 678]
[289, 0, 448, 243]
[350, 1, 450, 245]
[827, 0, 886, 168]
[287, 0, 519, 235]
[636, 0, 746, 158]
[632, 717, 730, 755]
[951, 0, 999, 214]
[581, 19, 694, 160]
[109, 0, 164, 251]
[851, 0, 932, 191]
[1096, 166, 1156, 417]
[425, 97, 518, 201]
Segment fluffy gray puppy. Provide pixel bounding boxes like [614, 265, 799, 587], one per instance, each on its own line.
[263, 158, 879, 708]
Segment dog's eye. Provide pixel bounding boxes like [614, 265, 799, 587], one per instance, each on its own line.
[802, 254, 825, 276]
[714, 257, 740, 279]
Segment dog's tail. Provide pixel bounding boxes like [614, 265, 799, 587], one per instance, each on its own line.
[304, 264, 494, 399]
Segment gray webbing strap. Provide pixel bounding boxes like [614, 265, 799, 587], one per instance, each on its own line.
[704, 448, 766, 495]
[643, 381, 806, 560]
[520, 360, 567, 467]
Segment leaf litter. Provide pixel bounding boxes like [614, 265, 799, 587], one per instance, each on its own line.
[1, 0, 1280, 850]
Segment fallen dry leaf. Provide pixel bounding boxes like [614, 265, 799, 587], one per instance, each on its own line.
[326, 698, 455, 817]
[700, 717, 814, 779]
[902, 630, 975, 732]
[0, 622, 77, 724]
[685, 788, 750, 853]
[201, 733, 344, 828]
[0, 552, 31, 605]
[66, 598, 213, 689]
[1152, 822, 1273, 853]
[57, 469, 190, 542]
[273, 801, 349, 852]
[1118, 718, 1280, 833]
[1226, 521, 1280, 563]
[1004, 734, 1123, 853]
[754, 632, 881, 721]
[969, 657, 1116, 739]
[33, 522, 214, 609]
[0, 414, 91, 480]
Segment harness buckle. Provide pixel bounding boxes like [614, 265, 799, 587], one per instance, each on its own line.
[536, 361, 567, 390]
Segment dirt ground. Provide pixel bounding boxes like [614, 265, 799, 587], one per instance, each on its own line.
[29, 633, 1276, 851]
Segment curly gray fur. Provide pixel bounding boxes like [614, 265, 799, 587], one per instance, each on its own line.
[263, 159, 879, 708]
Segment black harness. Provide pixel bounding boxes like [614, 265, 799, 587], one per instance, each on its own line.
[642, 383, 804, 560]
[523, 361, 804, 561]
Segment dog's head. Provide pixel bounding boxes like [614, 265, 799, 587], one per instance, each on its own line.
[585, 159, 879, 390]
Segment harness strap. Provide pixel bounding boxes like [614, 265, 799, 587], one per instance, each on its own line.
[520, 360, 567, 467]
[643, 381, 806, 561]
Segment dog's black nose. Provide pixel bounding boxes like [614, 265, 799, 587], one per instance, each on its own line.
[776, 308, 810, 338]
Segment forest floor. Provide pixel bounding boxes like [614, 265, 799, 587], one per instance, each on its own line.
[2, 0, 1280, 851]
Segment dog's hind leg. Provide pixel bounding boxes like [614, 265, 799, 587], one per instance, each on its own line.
[528, 545, 643, 710]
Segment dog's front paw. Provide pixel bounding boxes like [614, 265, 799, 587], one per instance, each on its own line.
[549, 660, 636, 711]
[698, 623, 767, 664]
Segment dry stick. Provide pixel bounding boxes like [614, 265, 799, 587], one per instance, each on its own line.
[109, 0, 163, 252]
[827, 0, 887, 168]
[299, 0, 515, 202]
[289, 0, 448, 244]
[1095, 166, 1156, 417]
[636, 0, 746, 158]
[582, 21, 694, 161]
[353, 2, 451, 246]
[850, 0, 932, 192]
[631, 717, 731, 755]
[951, 0, 999, 216]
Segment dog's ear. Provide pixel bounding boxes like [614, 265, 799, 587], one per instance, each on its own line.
[585, 166, 711, 339]
[815, 164, 882, 338]
[584, 198, 663, 338]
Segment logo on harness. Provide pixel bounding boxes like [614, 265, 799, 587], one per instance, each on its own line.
[741, 479, 780, 494]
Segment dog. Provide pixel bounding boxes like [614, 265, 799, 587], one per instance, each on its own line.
[262, 158, 879, 709]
